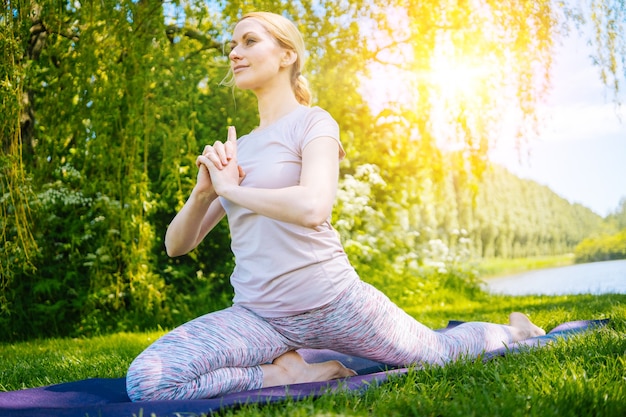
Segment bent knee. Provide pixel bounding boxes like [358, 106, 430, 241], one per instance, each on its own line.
[126, 352, 172, 401]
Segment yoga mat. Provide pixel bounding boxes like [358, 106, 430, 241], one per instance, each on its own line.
[0, 319, 608, 417]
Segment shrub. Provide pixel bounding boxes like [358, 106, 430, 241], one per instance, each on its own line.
[574, 230, 626, 263]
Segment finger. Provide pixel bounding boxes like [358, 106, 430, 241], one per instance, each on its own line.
[228, 125, 237, 143]
[196, 155, 209, 170]
[224, 141, 235, 161]
[212, 141, 229, 166]
[202, 145, 220, 165]
[226, 126, 237, 159]
[199, 149, 223, 170]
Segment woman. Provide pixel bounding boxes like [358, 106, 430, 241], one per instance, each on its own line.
[126, 11, 544, 401]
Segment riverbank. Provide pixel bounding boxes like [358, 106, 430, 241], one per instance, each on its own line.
[477, 254, 576, 279]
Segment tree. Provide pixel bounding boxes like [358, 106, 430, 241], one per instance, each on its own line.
[1, 0, 40, 321]
[1, 0, 623, 340]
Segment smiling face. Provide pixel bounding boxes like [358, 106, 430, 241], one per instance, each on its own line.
[228, 18, 295, 92]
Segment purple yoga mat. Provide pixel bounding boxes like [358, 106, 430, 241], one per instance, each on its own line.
[0, 319, 608, 417]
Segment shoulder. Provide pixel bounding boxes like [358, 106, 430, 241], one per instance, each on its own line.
[297, 107, 344, 159]
[296, 106, 339, 138]
[301, 106, 337, 124]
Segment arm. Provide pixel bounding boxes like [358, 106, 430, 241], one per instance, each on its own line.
[165, 127, 240, 257]
[164, 189, 226, 257]
[208, 135, 341, 228]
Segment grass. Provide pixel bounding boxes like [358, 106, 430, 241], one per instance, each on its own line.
[476, 254, 576, 279]
[0, 332, 157, 392]
[1, 290, 624, 417]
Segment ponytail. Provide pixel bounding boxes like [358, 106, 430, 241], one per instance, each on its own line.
[293, 73, 312, 106]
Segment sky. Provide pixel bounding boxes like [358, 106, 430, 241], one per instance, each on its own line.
[489, 31, 626, 217]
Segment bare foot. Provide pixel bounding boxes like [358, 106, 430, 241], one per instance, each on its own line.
[262, 351, 356, 388]
[508, 312, 546, 341]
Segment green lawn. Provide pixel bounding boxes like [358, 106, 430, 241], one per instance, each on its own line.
[1, 290, 624, 417]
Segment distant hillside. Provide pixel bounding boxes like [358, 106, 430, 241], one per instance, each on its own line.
[470, 164, 607, 257]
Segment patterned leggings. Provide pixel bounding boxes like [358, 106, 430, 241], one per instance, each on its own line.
[126, 280, 512, 401]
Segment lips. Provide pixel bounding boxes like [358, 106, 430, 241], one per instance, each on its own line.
[233, 65, 249, 73]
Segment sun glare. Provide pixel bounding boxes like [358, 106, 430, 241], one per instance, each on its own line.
[360, 4, 500, 149]
[363, 43, 493, 118]
[426, 49, 491, 103]
[360, 4, 555, 158]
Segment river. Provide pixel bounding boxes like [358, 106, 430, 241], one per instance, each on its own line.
[484, 259, 626, 296]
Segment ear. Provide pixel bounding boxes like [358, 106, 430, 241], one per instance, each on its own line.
[280, 50, 297, 68]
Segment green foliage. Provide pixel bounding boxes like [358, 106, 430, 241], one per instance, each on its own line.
[605, 198, 626, 230]
[0, 0, 244, 340]
[574, 229, 626, 263]
[332, 153, 605, 304]
[0, 0, 39, 321]
[1, 0, 624, 341]
[472, 166, 606, 258]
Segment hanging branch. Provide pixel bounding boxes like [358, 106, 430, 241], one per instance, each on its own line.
[1, 0, 39, 290]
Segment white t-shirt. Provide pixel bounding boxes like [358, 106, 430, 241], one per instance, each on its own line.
[219, 105, 359, 318]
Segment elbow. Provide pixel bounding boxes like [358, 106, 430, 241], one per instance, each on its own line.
[166, 246, 189, 258]
[165, 243, 180, 258]
[299, 201, 332, 228]
[164, 236, 188, 258]
[301, 217, 325, 229]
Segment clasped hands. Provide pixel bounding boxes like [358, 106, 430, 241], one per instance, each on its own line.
[196, 126, 246, 197]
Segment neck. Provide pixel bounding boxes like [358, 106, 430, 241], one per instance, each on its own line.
[254, 79, 302, 129]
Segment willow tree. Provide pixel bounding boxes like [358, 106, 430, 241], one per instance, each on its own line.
[0, 0, 242, 339]
[1, 1, 39, 316]
[1, 0, 624, 339]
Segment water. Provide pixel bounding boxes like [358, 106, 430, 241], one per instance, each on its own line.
[485, 259, 626, 296]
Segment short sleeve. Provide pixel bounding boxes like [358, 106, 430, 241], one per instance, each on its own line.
[301, 107, 346, 160]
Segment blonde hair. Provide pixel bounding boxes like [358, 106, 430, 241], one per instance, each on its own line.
[222, 12, 312, 106]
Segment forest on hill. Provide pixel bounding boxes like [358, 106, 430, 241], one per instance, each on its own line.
[2, 0, 624, 341]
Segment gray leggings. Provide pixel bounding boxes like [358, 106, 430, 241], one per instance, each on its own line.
[126, 280, 512, 400]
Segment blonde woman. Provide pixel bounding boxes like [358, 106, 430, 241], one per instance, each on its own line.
[126, 12, 544, 401]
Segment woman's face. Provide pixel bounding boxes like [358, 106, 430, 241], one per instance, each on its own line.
[229, 19, 290, 91]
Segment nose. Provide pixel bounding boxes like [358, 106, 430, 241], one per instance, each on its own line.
[229, 46, 242, 61]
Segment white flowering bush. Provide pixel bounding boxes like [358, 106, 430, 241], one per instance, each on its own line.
[334, 164, 387, 263]
[334, 167, 482, 306]
[421, 230, 473, 273]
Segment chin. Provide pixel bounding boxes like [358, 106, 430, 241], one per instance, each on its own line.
[234, 81, 253, 90]
[233, 76, 255, 91]
[233, 72, 271, 92]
